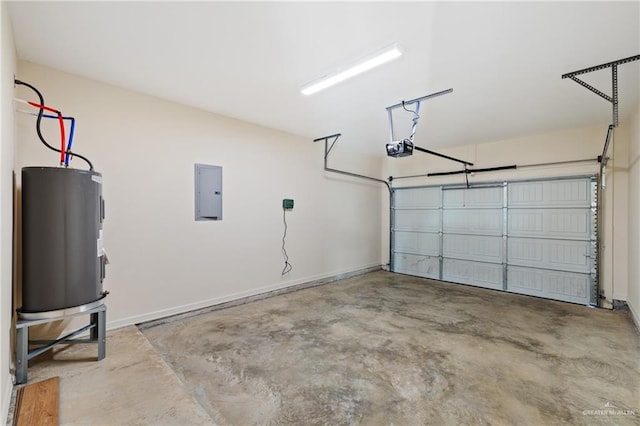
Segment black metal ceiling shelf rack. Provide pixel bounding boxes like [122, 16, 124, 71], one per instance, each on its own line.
[562, 54, 639, 128]
[562, 54, 639, 187]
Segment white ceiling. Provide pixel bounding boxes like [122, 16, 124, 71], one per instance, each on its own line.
[8, 1, 640, 155]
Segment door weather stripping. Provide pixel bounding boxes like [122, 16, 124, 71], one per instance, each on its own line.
[562, 54, 640, 127]
[313, 133, 391, 192]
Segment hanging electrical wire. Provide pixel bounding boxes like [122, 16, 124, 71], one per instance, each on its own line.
[401, 100, 420, 142]
[14, 79, 94, 170]
[281, 208, 293, 276]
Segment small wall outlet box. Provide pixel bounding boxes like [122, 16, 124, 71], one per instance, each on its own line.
[283, 199, 294, 210]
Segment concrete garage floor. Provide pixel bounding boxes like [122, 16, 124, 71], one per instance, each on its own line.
[21, 271, 640, 425]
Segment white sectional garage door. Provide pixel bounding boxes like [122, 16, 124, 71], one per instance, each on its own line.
[391, 177, 598, 305]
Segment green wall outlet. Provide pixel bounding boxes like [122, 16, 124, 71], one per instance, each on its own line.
[283, 199, 294, 210]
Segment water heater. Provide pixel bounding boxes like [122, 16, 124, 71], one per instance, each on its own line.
[22, 167, 105, 312]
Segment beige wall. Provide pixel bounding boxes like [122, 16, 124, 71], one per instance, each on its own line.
[14, 61, 384, 329]
[0, 1, 16, 420]
[383, 123, 629, 308]
[628, 105, 640, 327]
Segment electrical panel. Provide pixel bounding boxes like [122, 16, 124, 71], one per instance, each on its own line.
[195, 164, 222, 221]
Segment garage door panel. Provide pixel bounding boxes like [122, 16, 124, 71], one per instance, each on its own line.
[443, 209, 503, 236]
[508, 209, 590, 239]
[443, 234, 503, 263]
[442, 259, 503, 290]
[508, 179, 591, 208]
[443, 187, 503, 208]
[394, 253, 440, 279]
[394, 209, 440, 232]
[394, 231, 440, 256]
[508, 238, 591, 273]
[391, 176, 597, 306]
[394, 187, 441, 209]
[507, 266, 590, 304]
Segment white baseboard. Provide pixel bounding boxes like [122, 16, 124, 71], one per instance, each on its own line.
[2, 374, 13, 426]
[628, 301, 640, 334]
[107, 264, 382, 331]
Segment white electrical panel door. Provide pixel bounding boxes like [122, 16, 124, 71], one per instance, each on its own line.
[195, 164, 222, 221]
[391, 177, 597, 306]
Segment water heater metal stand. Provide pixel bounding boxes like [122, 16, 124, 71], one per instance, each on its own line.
[15, 301, 106, 384]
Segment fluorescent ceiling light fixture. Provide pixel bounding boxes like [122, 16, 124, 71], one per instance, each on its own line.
[301, 45, 402, 96]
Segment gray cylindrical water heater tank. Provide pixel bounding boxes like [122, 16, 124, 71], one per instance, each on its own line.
[22, 167, 105, 312]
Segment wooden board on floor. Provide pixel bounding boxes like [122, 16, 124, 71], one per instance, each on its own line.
[13, 376, 59, 426]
